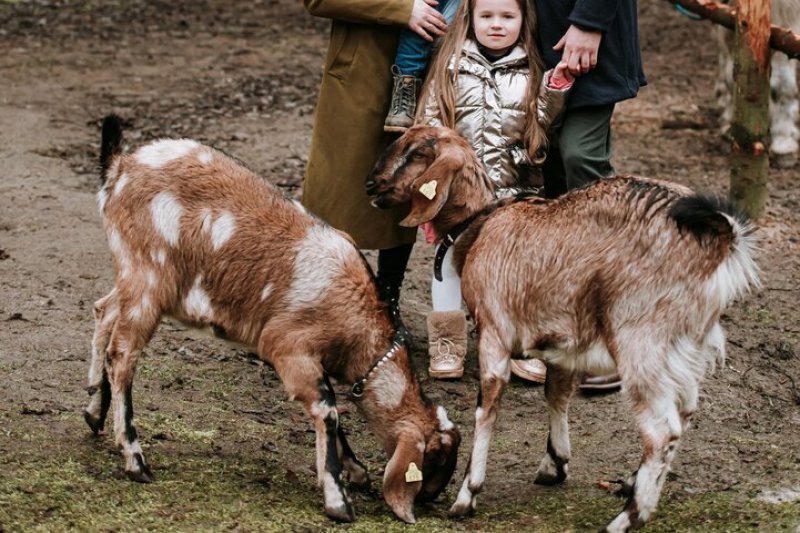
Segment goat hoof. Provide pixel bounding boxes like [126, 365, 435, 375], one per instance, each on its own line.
[348, 474, 371, 491]
[325, 502, 355, 523]
[126, 455, 154, 483]
[448, 500, 474, 518]
[126, 468, 154, 483]
[533, 470, 566, 486]
[83, 411, 105, 435]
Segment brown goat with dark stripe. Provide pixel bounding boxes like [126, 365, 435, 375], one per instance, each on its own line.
[367, 125, 759, 532]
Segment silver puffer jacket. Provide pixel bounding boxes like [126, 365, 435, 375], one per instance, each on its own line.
[422, 40, 570, 188]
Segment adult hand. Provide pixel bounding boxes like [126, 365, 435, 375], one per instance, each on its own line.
[553, 25, 602, 77]
[409, 0, 447, 42]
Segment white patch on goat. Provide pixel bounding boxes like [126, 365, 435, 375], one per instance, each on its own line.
[577, 341, 617, 375]
[260, 283, 273, 302]
[436, 405, 454, 431]
[322, 472, 346, 510]
[536, 453, 559, 479]
[97, 187, 108, 213]
[469, 406, 493, 487]
[146, 268, 158, 289]
[370, 364, 406, 409]
[184, 275, 213, 322]
[113, 172, 129, 197]
[286, 225, 355, 311]
[135, 139, 199, 168]
[210, 211, 236, 251]
[150, 248, 167, 266]
[108, 226, 132, 279]
[605, 511, 633, 533]
[197, 149, 213, 165]
[127, 294, 151, 321]
[150, 192, 183, 246]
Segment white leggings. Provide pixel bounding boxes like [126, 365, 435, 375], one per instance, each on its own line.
[431, 244, 463, 312]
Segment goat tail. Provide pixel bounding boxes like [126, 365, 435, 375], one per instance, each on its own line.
[669, 194, 761, 302]
[100, 114, 124, 185]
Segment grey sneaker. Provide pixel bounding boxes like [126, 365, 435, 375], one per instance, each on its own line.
[384, 65, 420, 133]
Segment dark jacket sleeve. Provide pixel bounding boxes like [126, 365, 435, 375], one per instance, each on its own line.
[568, 0, 622, 33]
[303, 0, 412, 26]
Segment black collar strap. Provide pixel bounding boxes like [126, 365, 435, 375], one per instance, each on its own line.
[350, 330, 406, 399]
[433, 215, 479, 282]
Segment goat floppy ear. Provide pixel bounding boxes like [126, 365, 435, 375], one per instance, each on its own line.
[382, 431, 425, 523]
[399, 140, 465, 227]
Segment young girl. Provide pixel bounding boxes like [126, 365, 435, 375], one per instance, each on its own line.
[418, 0, 573, 381]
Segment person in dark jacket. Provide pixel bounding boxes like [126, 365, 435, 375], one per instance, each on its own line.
[510, 0, 646, 389]
[536, 0, 646, 194]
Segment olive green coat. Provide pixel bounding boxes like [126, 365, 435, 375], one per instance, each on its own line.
[302, 0, 418, 250]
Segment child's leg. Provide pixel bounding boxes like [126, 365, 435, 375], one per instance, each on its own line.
[428, 245, 467, 379]
[386, 0, 462, 132]
[395, 0, 462, 77]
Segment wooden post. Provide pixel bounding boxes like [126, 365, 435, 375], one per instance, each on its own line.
[729, 0, 771, 218]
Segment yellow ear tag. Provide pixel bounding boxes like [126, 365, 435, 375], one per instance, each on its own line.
[419, 180, 437, 200]
[405, 462, 423, 483]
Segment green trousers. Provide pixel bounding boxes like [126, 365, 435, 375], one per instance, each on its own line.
[542, 104, 616, 198]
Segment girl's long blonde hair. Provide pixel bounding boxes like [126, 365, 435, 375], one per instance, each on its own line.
[416, 0, 547, 164]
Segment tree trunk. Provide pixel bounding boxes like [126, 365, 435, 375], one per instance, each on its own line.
[729, 0, 770, 217]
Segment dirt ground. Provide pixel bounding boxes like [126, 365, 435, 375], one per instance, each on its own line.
[1, 1, 799, 531]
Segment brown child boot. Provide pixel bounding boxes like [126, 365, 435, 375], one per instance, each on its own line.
[384, 65, 420, 133]
[427, 310, 468, 379]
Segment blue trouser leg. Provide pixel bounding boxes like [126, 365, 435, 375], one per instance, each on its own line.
[394, 0, 462, 77]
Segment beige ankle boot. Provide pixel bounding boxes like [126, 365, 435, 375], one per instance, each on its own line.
[427, 310, 468, 379]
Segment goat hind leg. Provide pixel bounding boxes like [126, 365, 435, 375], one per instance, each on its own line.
[85, 289, 118, 435]
[105, 305, 159, 483]
[605, 388, 684, 532]
[450, 330, 510, 517]
[534, 363, 579, 486]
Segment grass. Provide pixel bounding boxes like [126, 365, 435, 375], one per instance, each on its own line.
[1, 419, 798, 533]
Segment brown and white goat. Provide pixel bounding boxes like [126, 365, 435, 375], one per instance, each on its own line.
[87, 116, 459, 523]
[366, 126, 760, 532]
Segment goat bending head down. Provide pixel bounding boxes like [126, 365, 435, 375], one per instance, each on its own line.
[88, 116, 459, 523]
[367, 126, 760, 532]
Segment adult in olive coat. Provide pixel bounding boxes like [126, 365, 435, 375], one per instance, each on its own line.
[303, 0, 441, 251]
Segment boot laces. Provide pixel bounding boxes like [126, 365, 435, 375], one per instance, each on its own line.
[391, 77, 417, 116]
[432, 338, 460, 364]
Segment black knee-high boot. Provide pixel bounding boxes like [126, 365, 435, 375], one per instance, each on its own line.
[376, 243, 413, 344]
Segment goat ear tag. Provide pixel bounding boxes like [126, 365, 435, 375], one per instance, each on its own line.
[405, 462, 423, 483]
[419, 180, 437, 200]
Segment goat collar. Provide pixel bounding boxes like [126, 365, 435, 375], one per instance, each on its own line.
[433, 215, 480, 282]
[350, 330, 406, 399]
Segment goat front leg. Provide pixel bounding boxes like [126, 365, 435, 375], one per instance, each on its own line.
[272, 357, 355, 522]
[450, 329, 510, 517]
[84, 289, 118, 435]
[534, 363, 579, 486]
